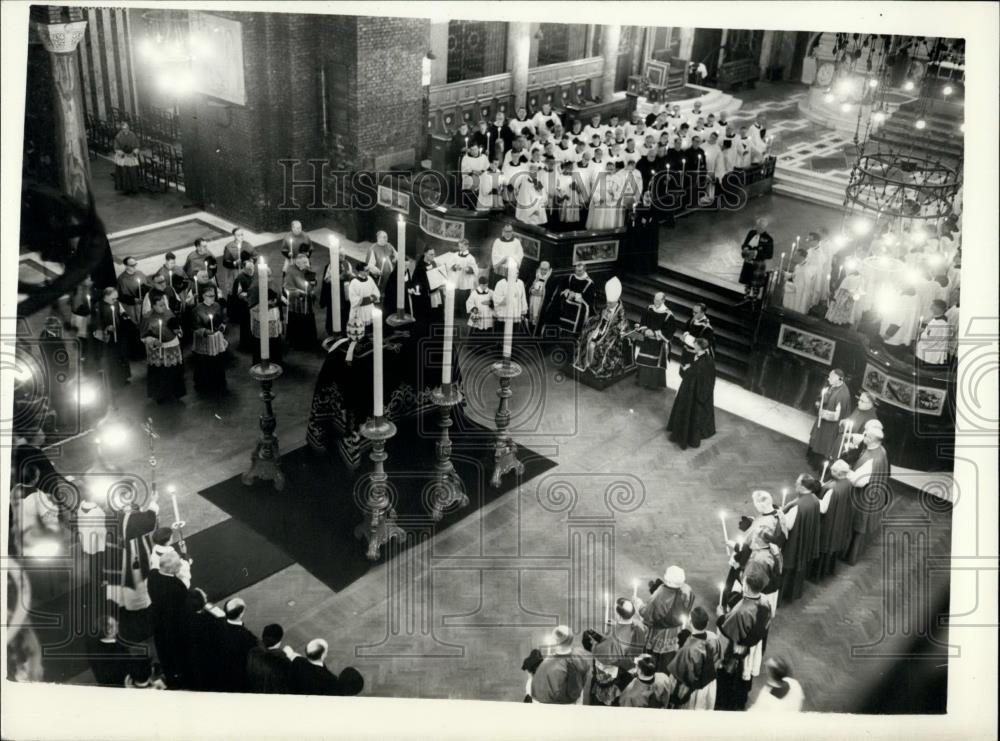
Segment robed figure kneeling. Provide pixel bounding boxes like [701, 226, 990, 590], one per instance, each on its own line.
[666, 337, 716, 449]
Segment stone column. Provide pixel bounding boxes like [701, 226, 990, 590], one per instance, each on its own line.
[759, 30, 775, 78]
[599, 24, 622, 101]
[507, 21, 531, 110]
[34, 18, 90, 205]
[678, 27, 695, 61]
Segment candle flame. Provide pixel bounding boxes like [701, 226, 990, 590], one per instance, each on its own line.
[717, 510, 726, 520]
[167, 484, 176, 493]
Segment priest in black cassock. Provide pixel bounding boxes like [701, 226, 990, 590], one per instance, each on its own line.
[778, 474, 822, 605]
[812, 460, 855, 580]
[666, 337, 716, 450]
[635, 292, 675, 389]
[557, 263, 596, 336]
[739, 217, 774, 303]
[715, 560, 772, 711]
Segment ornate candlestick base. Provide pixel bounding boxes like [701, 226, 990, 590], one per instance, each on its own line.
[490, 359, 525, 488]
[386, 310, 415, 328]
[354, 416, 404, 560]
[427, 384, 468, 521]
[241, 362, 286, 491]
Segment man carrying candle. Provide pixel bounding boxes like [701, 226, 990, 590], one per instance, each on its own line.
[283, 250, 318, 351]
[141, 291, 186, 404]
[529, 625, 592, 705]
[281, 220, 313, 274]
[777, 474, 822, 606]
[191, 286, 229, 396]
[807, 368, 853, 469]
[408, 249, 447, 327]
[635, 564, 695, 673]
[488, 223, 523, 289]
[841, 425, 891, 565]
[492, 263, 529, 341]
[365, 231, 398, 308]
[105, 485, 160, 626]
[183, 238, 216, 282]
[460, 143, 490, 210]
[94, 286, 132, 390]
[230, 259, 257, 353]
[116, 256, 148, 357]
[738, 217, 774, 305]
[714, 560, 773, 711]
[591, 598, 649, 692]
[666, 606, 722, 710]
[812, 460, 855, 581]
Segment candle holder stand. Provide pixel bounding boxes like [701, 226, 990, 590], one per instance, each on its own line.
[241, 361, 286, 491]
[354, 415, 404, 560]
[427, 384, 467, 521]
[490, 359, 525, 488]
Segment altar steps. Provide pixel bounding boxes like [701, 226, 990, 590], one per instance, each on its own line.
[872, 100, 964, 162]
[620, 266, 753, 387]
[772, 167, 847, 209]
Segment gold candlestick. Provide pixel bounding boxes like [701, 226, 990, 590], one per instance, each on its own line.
[490, 360, 525, 488]
[354, 416, 404, 560]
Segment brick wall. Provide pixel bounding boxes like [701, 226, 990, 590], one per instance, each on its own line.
[180, 11, 430, 233]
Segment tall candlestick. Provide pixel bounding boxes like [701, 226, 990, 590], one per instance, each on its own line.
[372, 308, 384, 417]
[718, 510, 729, 542]
[258, 258, 270, 362]
[397, 216, 406, 314]
[503, 258, 516, 359]
[329, 237, 342, 333]
[442, 282, 455, 387]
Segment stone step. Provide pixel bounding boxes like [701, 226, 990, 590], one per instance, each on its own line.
[635, 84, 743, 119]
[773, 168, 847, 209]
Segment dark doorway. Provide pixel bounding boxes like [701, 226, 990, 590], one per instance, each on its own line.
[691, 28, 724, 81]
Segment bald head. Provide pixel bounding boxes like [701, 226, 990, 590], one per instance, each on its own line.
[306, 638, 328, 662]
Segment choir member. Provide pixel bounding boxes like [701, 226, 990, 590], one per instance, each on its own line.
[466, 276, 495, 338]
[230, 259, 256, 352]
[475, 159, 505, 211]
[586, 161, 624, 230]
[501, 136, 530, 177]
[529, 625, 591, 704]
[514, 164, 549, 225]
[915, 299, 952, 365]
[572, 277, 633, 379]
[619, 654, 674, 708]
[105, 487, 160, 617]
[748, 114, 769, 165]
[191, 286, 228, 395]
[813, 460, 855, 580]
[217, 229, 246, 302]
[825, 264, 863, 326]
[635, 565, 695, 672]
[531, 102, 561, 135]
[183, 238, 215, 281]
[843, 426, 891, 564]
[807, 369, 853, 466]
[582, 113, 607, 141]
[94, 287, 132, 389]
[493, 111, 515, 157]
[489, 223, 524, 287]
[666, 606, 722, 710]
[527, 261, 560, 336]
[778, 474, 822, 605]
[320, 252, 355, 336]
[879, 285, 921, 350]
[460, 143, 489, 209]
[667, 337, 716, 450]
[283, 251, 318, 351]
[632, 292, 674, 388]
[250, 273, 284, 366]
[558, 263, 596, 336]
[739, 217, 774, 302]
[141, 292, 186, 404]
[348, 264, 380, 329]
[445, 239, 479, 316]
[113, 122, 141, 194]
[714, 560, 772, 711]
[507, 107, 535, 140]
[733, 127, 753, 168]
[554, 161, 584, 229]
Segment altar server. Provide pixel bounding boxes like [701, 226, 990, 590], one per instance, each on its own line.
[466, 276, 495, 335]
[489, 223, 524, 287]
[347, 265, 380, 328]
[915, 299, 952, 365]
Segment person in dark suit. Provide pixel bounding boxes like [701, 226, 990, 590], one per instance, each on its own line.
[216, 598, 258, 692]
[147, 550, 190, 687]
[290, 638, 340, 696]
[245, 623, 294, 694]
[180, 587, 226, 691]
[86, 616, 137, 687]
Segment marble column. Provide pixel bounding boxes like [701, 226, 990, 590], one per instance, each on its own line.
[599, 24, 622, 101]
[34, 20, 90, 205]
[507, 21, 531, 110]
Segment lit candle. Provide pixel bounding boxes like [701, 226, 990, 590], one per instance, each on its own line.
[817, 387, 827, 429]
[486, 131, 492, 159]
[158, 318, 163, 361]
[396, 216, 406, 314]
[718, 510, 729, 542]
[781, 487, 788, 507]
[442, 282, 455, 387]
[718, 581, 726, 609]
[780, 251, 786, 273]
[168, 485, 180, 523]
[503, 258, 516, 359]
[372, 308, 384, 417]
[631, 579, 638, 602]
[111, 304, 118, 342]
[604, 591, 610, 625]
[329, 237, 342, 333]
[258, 257, 269, 362]
[209, 313, 214, 334]
[820, 459, 830, 483]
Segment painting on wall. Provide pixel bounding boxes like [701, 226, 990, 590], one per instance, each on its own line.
[573, 240, 619, 265]
[777, 324, 836, 365]
[377, 185, 410, 214]
[419, 209, 465, 242]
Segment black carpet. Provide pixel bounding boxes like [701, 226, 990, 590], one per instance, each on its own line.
[198, 414, 557, 593]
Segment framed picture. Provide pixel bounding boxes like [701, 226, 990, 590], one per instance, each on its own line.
[882, 377, 916, 411]
[514, 233, 541, 261]
[573, 240, 619, 265]
[862, 363, 888, 396]
[419, 209, 465, 243]
[645, 60, 670, 87]
[377, 185, 410, 214]
[777, 324, 836, 366]
[915, 386, 947, 416]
